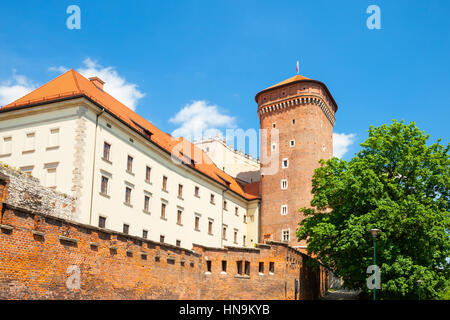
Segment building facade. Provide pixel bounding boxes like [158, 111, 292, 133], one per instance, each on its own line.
[194, 136, 260, 184]
[0, 70, 337, 251]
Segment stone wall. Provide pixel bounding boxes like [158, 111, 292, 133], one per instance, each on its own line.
[0, 170, 327, 300]
[0, 164, 74, 220]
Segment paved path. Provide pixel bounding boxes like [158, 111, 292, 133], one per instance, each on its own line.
[321, 290, 360, 300]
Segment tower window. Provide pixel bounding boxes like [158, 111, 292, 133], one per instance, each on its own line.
[269, 262, 275, 274]
[282, 229, 290, 242]
[292, 119, 296, 125]
[290, 140, 295, 147]
[281, 179, 288, 190]
[272, 123, 276, 128]
[281, 205, 288, 216]
[271, 144, 277, 151]
[282, 158, 289, 168]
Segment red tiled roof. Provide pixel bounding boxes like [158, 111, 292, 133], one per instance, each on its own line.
[264, 74, 311, 90]
[1, 69, 260, 200]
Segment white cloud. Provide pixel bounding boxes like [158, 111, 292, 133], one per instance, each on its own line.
[333, 132, 356, 158]
[77, 58, 145, 110]
[0, 72, 37, 106]
[48, 66, 69, 73]
[169, 100, 236, 140]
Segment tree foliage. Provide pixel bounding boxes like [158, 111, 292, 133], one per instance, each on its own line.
[297, 121, 449, 299]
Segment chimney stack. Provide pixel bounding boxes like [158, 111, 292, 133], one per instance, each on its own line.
[88, 76, 105, 90]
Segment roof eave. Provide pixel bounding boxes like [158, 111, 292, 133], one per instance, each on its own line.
[254, 79, 338, 111]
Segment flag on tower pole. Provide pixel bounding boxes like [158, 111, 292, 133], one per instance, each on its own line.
[296, 60, 299, 74]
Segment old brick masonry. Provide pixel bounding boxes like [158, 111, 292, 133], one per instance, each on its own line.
[0, 165, 328, 299]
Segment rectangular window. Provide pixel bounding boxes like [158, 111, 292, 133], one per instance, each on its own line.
[210, 194, 215, 204]
[194, 186, 200, 197]
[2, 136, 12, 154]
[162, 176, 168, 191]
[127, 155, 133, 173]
[222, 225, 227, 240]
[145, 166, 151, 182]
[48, 128, 59, 148]
[20, 166, 33, 176]
[178, 184, 183, 198]
[235, 207, 239, 216]
[222, 260, 227, 273]
[282, 158, 289, 168]
[25, 132, 35, 151]
[103, 142, 111, 160]
[271, 143, 276, 151]
[101, 176, 109, 195]
[160, 235, 165, 243]
[177, 209, 182, 225]
[290, 140, 295, 147]
[269, 262, 275, 274]
[161, 203, 166, 219]
[236, 261, 243, 275]
[123, 224, 129, 234]
[259, 262, 264, 274]
[46, 168, 57, 188]
[144, 195, 150, 212]
[244, 261, 250, 276]
[282, 229, 290, 242]
[223, 200, 227, 210]
[142, 230, 148, 239]
[243, 235, 246, 246]
[194, 216, 200, 231]
[206, 260, 212, 272]
[125, 187, 132, 204]
[281, 205, 288, 216]
[234, 229, 238, 244]
[176, 240, 181, 247]
[243, 215, 247, 224]
[208, 220, 213, 234]
[281, 179, 288, 190]
[98, 216, 106, 228]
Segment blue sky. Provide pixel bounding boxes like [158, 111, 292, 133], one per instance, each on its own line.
[0, 0, 449, 160]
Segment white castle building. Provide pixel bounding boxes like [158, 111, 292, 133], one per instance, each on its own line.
[0, 70, 261, 250]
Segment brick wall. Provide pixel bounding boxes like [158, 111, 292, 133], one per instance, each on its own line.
[0, 171, 328, 300]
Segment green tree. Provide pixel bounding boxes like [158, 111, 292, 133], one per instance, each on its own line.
[297, 121, 449, 299]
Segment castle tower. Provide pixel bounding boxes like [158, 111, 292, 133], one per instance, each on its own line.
[256, 74, 338, 247]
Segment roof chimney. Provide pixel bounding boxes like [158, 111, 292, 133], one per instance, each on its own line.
[88, 76, 105, 90]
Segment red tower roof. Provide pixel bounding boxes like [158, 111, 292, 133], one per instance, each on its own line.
[254, 74, 338, 111]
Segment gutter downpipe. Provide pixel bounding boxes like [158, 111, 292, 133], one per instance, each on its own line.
[88, 108, 104, 225]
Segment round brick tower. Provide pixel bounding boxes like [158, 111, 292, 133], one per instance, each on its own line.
[255, 74, 338, 248]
